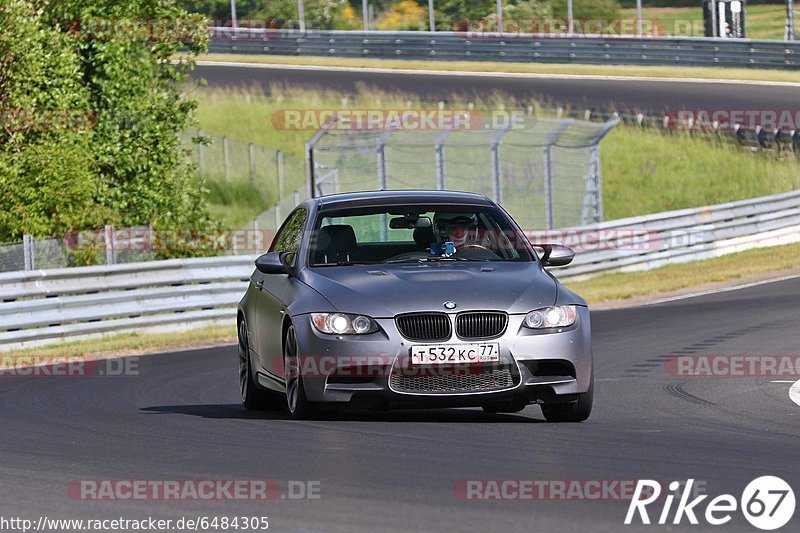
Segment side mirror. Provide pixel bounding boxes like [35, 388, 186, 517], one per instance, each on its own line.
[255, 252, 290, 274]
[537, 244, 575, 267]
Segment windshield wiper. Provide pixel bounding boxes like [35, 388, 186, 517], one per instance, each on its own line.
[312, 260, 379, 267]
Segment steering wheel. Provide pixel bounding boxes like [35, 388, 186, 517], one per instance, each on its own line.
[458, 244, 491, 252]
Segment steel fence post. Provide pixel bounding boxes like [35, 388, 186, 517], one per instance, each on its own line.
[23, 235, 34, 271]
[104, 225, 115, 265]
[299, 0, 306, 31]
[491, 141, 502, 204]
[435, 144, 445, 190]
[543, 146, 554, 230]
[198, 129, 204, 177]
[223, 136, 230, 180]
[377, 141, 388, 191]
[277, 150, 285, 198]
[594, 144, 604, 222]
[248, 143, 255, 187]
[636, 0, 643, 37]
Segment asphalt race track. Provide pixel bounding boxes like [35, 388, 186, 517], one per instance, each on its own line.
[1, 276, 799, 532]
[194, 62, 800, 114]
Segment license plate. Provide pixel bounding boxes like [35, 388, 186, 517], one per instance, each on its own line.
[411, 343, 500, 365]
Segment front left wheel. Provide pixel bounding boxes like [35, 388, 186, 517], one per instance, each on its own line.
[284, 324, 319, 420]
[540, 372, 593, 423]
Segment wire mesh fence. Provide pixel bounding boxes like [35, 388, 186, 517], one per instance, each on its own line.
[307, 115, 618, 230]
[0, 226, 156, 273]
[1, 118, 618, 273]
[179, 129, 306, 208]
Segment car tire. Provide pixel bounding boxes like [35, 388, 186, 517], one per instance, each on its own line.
[540, 372, 593, 423]
[284, 324, 319, 420]
[239, 320, 281, 410]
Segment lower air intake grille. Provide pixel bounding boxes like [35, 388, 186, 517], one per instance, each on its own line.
[390, 366, 516, 394]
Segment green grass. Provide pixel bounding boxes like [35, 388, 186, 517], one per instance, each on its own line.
[0, 324, 236, 361]
[602, 127, 800, 218]
[621, 5, 787, 40]
[205, 179, 271, 229]
[566, 241, 800, 304]
[196, 53, 800, 84]
[190, 86, 800, 223]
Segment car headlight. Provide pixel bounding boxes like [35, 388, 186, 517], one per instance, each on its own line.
[523, 306, 577, 329]
[310, 313, 379, 335]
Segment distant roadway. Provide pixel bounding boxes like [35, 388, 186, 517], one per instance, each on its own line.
[194, 61, 800, 114]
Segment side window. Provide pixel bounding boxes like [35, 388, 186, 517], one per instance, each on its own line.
[269, 208, 308, 263]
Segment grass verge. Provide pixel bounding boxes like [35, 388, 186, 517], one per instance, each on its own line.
[565, 241, 800, 304]
[0, 324, 236, 362]
[196, 53, 800, 84]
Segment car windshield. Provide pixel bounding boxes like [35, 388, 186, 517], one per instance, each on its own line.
[308, 204, 533, 266]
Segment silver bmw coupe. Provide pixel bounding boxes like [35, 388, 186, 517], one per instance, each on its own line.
[238, 190, 593, 421]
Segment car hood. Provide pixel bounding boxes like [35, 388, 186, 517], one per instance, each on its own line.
[298, 262, 557, 318]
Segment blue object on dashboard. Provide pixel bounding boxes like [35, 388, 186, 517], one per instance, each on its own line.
[445, 241, 455, 255]
[430, 242, 441, 255]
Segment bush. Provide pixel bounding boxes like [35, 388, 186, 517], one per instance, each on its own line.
[378, 0, 428, 30]
[0, 0, 212, 250]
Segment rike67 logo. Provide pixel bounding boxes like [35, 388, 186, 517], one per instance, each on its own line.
[625, 477, 795, 530]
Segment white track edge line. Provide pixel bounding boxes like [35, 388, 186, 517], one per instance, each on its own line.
[645, 272, 800, 306]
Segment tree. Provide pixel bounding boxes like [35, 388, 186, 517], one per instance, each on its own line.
[0, 0, 211, 250]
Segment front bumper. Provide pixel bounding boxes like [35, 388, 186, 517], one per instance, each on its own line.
[292, 307, 593, 407]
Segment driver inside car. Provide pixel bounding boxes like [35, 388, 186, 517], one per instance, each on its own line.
[433, 213, 482, 251]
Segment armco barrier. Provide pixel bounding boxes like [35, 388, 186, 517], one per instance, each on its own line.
[208, 29, 800, 70]
[0, 256, 254, 351]
[550, 189, 800, 280]
[1, 191, 798, 350]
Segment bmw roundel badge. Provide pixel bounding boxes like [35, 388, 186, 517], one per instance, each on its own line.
[443, 301, 457, 310]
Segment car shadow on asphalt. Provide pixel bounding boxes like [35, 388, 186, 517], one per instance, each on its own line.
[140, 403, 545, 423]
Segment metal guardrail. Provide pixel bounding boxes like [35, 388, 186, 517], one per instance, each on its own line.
[1, 191, 798, 350]
[0, 256, 254, 350]
[209, 29, 800, 70]
[547, 189, 800, 280]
